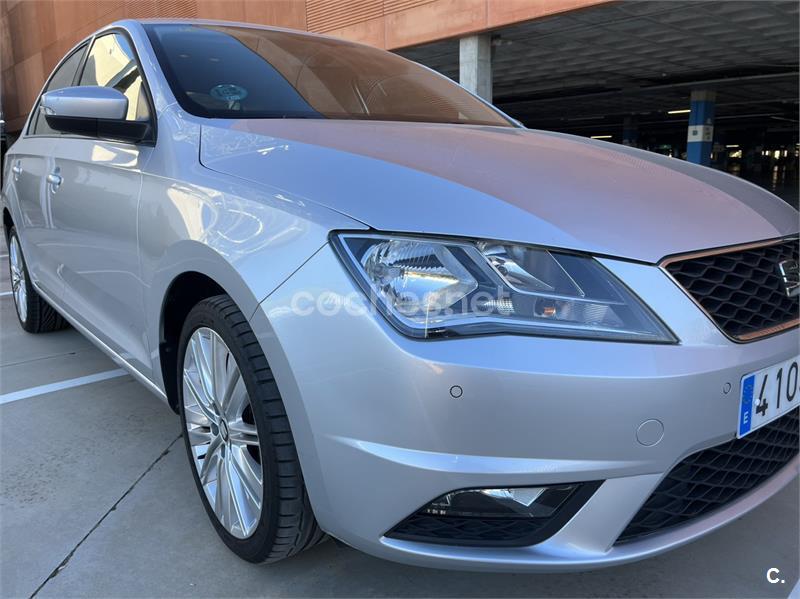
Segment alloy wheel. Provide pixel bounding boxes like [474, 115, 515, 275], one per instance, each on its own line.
[9, 235, 27, 323]
[182, 326, 263, 538]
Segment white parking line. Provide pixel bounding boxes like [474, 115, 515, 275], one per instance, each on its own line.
[0, 291, 11, 297]
[0, 368, 128, 405]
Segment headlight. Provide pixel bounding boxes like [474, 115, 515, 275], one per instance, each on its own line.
[332, 233, 676, 343]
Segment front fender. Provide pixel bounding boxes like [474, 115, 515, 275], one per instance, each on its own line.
[138, 165, 363, 391]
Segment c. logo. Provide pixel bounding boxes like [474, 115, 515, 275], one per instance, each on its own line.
[766, 568, 783, 584]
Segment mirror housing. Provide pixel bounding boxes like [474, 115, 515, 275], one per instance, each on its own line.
[41, 86, 150, 143]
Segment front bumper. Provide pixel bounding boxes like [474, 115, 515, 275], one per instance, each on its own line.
[249, 244, 799, 572]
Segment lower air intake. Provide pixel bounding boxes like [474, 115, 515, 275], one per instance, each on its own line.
[617, 408, 799, 544]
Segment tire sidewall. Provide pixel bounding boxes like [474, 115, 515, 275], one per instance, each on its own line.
[177, 298, 281, 563]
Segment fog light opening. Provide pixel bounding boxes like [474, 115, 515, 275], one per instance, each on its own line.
[421, 485, 579, 519]
[386, 481, 602, 547]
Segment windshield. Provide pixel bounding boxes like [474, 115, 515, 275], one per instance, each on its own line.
[144, 24, 512, 127]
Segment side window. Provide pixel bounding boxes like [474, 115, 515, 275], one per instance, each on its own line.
[31, 44, 87, 135]
[79, 33, 151, 122]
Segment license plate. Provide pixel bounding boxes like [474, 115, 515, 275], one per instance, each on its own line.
[738, 357, 799, 438]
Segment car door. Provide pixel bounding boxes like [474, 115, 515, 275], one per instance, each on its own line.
[10, 43, 88, 299]
[47, 31, 156, 377]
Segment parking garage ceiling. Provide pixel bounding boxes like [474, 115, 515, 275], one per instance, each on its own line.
[398, 1, 799, 137]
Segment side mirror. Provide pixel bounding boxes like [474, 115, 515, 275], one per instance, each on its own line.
[41, 86, 150, 143]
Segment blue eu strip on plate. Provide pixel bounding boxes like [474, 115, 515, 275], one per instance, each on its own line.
[739, 374, 755, 437]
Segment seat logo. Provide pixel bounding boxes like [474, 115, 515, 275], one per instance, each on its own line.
[777, 259, 800, 297]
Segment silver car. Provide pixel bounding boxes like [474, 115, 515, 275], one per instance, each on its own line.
[2, 19, 798, 572]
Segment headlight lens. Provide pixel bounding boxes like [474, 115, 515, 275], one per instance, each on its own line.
[333, 233, 675, 342]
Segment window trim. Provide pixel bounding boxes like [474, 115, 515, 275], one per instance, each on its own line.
[27, 27, 158, 146]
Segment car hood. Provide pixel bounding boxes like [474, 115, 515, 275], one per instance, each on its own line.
[199, 119, 797, 263]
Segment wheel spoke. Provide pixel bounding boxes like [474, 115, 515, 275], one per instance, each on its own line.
[183, 372, 217, 425]
[184, 404, 212, 427]
[187, 425, 213, 447]
[220, 364, 243, 417]
[225, 455, 247, 533]
[215, 450, 229, 525]
[228, 420, 259, 446]
[211, 333, 227, 403]
[10, 242, 18, 270]
[225, 380, 248, 423]
[192, 334, 215, 405]
[198, 436, 222, 484]
[229, 445, 262, 506]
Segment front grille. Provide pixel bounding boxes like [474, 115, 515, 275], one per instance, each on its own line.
[663, 238, 799, 340]
[617, 409, 799, 544]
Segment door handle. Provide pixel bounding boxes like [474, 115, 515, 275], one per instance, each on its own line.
[47, 169, 63, 192]
[11, 161, 22, 181]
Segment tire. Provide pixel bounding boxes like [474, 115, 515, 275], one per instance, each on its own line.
[6, 226, 68, 333]
[177, 294, 325, 563]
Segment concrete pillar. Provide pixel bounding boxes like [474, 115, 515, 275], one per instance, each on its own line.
[622, 116, 638, 147]
[459, 34, 492, 102]
[687, 90, 716, 166]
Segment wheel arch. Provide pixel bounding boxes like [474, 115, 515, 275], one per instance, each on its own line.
[158, 270, 227, 412]
[3, 207, 13, 242]
[151, 239, 271, 411]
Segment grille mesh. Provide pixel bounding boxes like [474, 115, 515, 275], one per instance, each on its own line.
[617, 408, 799, 544]
[387, 514, 552, 545]
[664, 238, 798, 340]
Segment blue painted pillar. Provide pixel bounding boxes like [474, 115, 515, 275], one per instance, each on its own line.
[687, 90, 716, 166]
